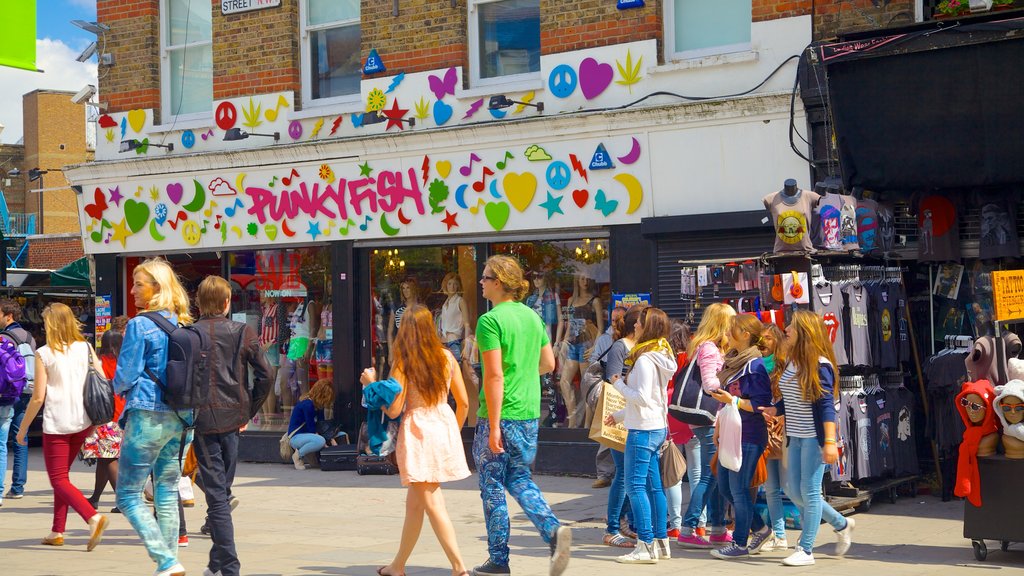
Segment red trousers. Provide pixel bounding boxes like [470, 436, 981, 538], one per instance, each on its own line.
[43, 429, 97, 533]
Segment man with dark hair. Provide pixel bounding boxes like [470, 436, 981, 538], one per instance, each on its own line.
[0, 298, 36, 503]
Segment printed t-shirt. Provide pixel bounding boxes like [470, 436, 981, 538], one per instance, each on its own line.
[839, 195, 860, 250]
[974, 189, 1021, 259]
[866, 388, 893, 477]
[763, 189, 818, 253]
[843, 282, 872, 367]
[814, 281, 849, 367]
[917, 194, 961, 262]
[873, 284, 899, 369]
[817, 192, 845, 250]
[476, 301, 549, 420]
[852, 394, 872, 480]
[889, 387, 920, 477]
[856, 198, 880, 254]
[877, 203, 896, 255]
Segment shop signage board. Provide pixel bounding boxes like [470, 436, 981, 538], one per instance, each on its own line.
[221, 0, 280, 16]
[95, 294, 111, 348]
[76, 135, 652, 254]
[992, 269, 1024, 322]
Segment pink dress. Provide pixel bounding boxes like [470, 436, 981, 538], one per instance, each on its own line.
[396, 350, 471, 486]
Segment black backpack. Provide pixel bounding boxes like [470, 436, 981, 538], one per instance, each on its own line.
[141, 312, 210, 410]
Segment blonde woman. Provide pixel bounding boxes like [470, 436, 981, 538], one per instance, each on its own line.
[15, 303, 109, 551]
[114, 258, 194, 576]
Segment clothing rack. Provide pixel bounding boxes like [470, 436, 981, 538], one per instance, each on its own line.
[942, 334, 974, 352]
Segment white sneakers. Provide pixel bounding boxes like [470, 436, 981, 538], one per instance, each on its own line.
[782, 549, 815, 566]
[764, 536, 789, 552]
[154, 563, 186, 576]
[835, 516, 855, 556]
[292, 450, 306, 470]
[616, 540, 658, 564]
[654, 538, 672, 559]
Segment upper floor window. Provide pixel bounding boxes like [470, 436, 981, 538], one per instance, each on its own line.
[302, 0, 361, 105]
[665, 0, 752, 61]
[469, 0, 541, 86]
[161, 0, 213, 120]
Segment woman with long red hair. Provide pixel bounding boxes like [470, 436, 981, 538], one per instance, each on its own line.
[361, 304, 471, 576]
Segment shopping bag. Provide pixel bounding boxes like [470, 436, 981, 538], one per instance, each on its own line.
[588, 382, 627, 452]
[659, 440, 686, 487]
[717, 402, 743, 472]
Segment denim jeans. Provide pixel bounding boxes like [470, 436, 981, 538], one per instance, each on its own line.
[683, 435, 707, 527]
[443, 339, 462, 361]
[717, 442, 767, 547]
[606, 448, 634, 534]
[783, 437, 848, 554]
[764, 458, 786, 539]
[0, 404, 14, 499]
[196, 431, 241, 576]
[683, 425, 725, 531]
[116, 409, 191, 572]
[624, 427, 668, 544]
[290, 433, 326, 458]
[473, 419, 561, 567]
[7, 393, 31, 495]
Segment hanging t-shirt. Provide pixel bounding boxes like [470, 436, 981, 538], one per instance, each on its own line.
[843, 282, 872, 367]
[763, 189, 818, 253]
[856, 198, 880, 254]
[866, 387, 893, 477]
[888, 387, 920, 477]
[917, 193, 961, 261]
[974, 189, 1021, 259]
[839, 195, 860, 250]
[817, 192, 845, 251]
[873, 284, 899, 369]
[814, 281, 849, 367]
[852, 393, 873, 480]
[877, 203, 896, 255]
[830, 391, 853, 482]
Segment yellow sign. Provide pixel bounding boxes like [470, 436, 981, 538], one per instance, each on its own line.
[992, 270, 1024, 322]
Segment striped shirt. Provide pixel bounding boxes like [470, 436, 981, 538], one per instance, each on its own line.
[778, 363, 817, 438]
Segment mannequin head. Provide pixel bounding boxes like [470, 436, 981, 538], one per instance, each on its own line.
[961, 393, 987, 425]
[1002, 396, 1024, 426]
[400, 277, 420, 304]
[575, 274, 596, 296]
[530, 270, 549, 290]
[441, 273, 462, 297]
[783, 178, 798, 196]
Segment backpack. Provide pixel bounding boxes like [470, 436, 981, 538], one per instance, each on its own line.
[1, 329, 34, 388]
[140, 312, 210, 410]
[0, 337, 27, 404]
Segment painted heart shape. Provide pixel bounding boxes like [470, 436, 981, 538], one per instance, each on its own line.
[484, 201, 510, 231]
[265, 224, 278, 241]
[123, 199, 150, 234]
[84, 187, 107, 221]
[433, 99, 453, 126]
[127, 109, 146, 134]
[503, 173, 537, 213]
[167, 183, 184, 205]
[579, 57, 614, 100]
[572, 189, 589, 208]
[436, 160, 452, 179]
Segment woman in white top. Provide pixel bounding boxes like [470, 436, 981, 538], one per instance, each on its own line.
[16, 303, 109, 550]
[438, 273, 471, 362]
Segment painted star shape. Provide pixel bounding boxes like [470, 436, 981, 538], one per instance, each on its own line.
[442, 210, 459, 231]
[539, 191, 564, 219]
[108, 186, 123, 207]
[359, 162, 374, 177]
[381, 99, 409, 131]
[110, 218, 131, 248]
[307, 220, 322, 241]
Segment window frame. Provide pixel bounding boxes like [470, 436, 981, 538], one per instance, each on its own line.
[467, 0, 542, 89]
[159, 0, 213, 124]
[663, 0, 752, 62]
[299, 0, 362, 109]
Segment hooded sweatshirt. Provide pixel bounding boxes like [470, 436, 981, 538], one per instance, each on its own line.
[954, 379, 998, 507]
[613, 351, 678, 431]
[994, 379, 1024, 443]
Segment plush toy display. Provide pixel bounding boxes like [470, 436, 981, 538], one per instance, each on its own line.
[995, 379, 1024, 459]
[954, 380, 999, 507]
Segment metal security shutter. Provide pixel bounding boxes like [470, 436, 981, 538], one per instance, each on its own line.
[655, 231, 774, 324]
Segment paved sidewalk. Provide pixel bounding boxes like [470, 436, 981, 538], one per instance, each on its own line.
[1, 448, 1022, 575]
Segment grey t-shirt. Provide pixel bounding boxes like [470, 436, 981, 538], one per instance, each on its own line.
[839, 195, 860, 251]
[830, 391, 853, 482]
[877, 203, 896, 255]
[814, 281, 849, 367]
[852, 393, 872, 480]
[603, 339, 631, 383]
[817, 193, 845, 251]
[843, 282, 872, 367]
[856, 198, 880, 254]
[763, 189, 819, 253]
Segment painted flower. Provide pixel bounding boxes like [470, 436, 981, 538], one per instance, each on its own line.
[366, 88, 387, 112]
[319, 164, 335, 183]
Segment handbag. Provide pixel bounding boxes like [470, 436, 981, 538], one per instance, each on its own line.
[279, 426, 301, 461]
[83, 345, 115, 426]
[668, 357, 722, 427]
[659, 439, 686, 487]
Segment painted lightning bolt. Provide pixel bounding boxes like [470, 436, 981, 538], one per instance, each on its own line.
[385, 72, 406, 94]
[422, 155, 430, 186]
[463, 98, 484, 120]
[570, 154, 588, 183]
[310, 118, 324, 138]
[330, 115, 343, 135]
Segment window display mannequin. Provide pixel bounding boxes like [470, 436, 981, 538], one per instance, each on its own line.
[373, 288, 388, 378]
[762, 178, 818, 253]
[954, 380, 999, 507]
[313, 285, 333, 382]
[526, 271, 562, 425]
[558, 274, 603, 428]
[995, 379, 1024, 459]
[438, 273, 472, 361]
[259, 294, 282, 418]
[387, 277, 421, 367]
[276, 298, 313, 412]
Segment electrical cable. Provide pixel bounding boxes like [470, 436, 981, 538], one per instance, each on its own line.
[788, 49, 814, 167]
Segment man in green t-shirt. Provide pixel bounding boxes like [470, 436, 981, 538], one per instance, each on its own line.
[471, 256, 570, 576]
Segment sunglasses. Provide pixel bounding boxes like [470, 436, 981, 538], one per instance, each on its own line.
[481, 275, 497, 282]
[960, 397, 985, 412]
[1000, 403, 1024, 414]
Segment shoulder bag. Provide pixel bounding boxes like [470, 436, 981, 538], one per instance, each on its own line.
[83, 344, 116, 426]
[668, 354, 722, 427]
[279, 426, 301, 462]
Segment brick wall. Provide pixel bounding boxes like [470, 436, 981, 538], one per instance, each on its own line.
[0, 144, 26, 215]
[97, 0, 160, 117]
[27, 235, 85, 270]
[811, 0, 916, 40]
[361, 1, 467, 79]
[540, 0, 659, 56]
[214, 0, 301, 101]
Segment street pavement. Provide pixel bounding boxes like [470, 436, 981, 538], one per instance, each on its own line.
[1, 447, 1022, 575]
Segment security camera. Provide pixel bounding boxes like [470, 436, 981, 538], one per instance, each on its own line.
[76, 41, 98, 63]
[71, 84, 97, 105]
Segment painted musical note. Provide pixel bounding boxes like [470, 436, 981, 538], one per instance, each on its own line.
[264, 95, 289, 122]
[358, 215, 373, 232]
[168, 211, 188, 230]
[268, 176, 278, 187]
[213, 214, 223, 229]
[459, 153, 482, 177]
[89, 219, 112, 243]
[200, 129, 215, 141]
[200, 220, 209, 234]
[281, 168, 300, 186]
[105, 233, 112, 244]
[339, 218, 356, 236]
[468, 198, 486, 215]
[224, 198, 245, 217]
[472, 167, 495, 192]
[203, 200, 219, 217]
[496, 151, 514, 170]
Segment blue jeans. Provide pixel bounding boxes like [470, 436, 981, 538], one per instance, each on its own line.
[764, 458, 786, 539]
[0, 405, 12, 498]
[6, 393, 31, 495]
[473, 419, 560, 567]
[717, 442, 766, 546]
[290, 433, 326, 457]
[443, 339, 462, 361]
[683, 425, 725, 531]
[116, 410, 191, 572]
[606, 448, 634, 534]
[783, 437, 848, 554]
[624, 428, 668, 544]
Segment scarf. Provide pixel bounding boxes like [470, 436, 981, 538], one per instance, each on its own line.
[625, 338, 673, 369]
[954, 380, 998, 507]
[717, 346, 763, 386]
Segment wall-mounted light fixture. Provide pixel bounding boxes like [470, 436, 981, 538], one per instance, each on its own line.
[362, 111, 415, 128]
[488, 95, 544, 114]
[120, 139, 173, 153]
[223, 128, 280, 142]
[71, 20, 114, 65]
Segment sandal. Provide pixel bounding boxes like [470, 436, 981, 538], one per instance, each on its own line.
[604, 533, 635, 548]
[619, 527, 638, 540]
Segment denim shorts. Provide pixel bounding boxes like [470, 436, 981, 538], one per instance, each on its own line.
[566, 342, 588, 362]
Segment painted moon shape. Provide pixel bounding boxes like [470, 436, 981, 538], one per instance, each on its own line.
[235, 173, 246, 195]
[182, 180, 207, 212]
[614, 173, 643, 215]
[380, 213, 401, 236]
[617, 137, 641, 165]
[455, 184, 469, 209]
[282, 220, 296, 237]
[489, 178, 502, 199]
[149, 219, 166, 241]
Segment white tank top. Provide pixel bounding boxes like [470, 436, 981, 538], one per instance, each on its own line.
[37, 341, 93, 435]
[438, 295, 464, 338]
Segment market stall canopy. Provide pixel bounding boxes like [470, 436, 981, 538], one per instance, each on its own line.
[817, 15, 1024, 191]
[50, 257, 90, 287]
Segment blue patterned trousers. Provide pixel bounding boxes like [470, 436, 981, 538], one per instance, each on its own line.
[473, 419, 561, 567]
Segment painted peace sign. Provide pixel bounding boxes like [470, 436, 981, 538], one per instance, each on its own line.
[180, 130, 196, 149]
[215, 102, 237, 131]
[546, 161, 572, 191]
[288, 120, 303, 140]
[548, 64, 578, 99]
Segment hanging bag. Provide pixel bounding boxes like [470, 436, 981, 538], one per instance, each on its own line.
[717, 401, 744, 472]
[83, 344, 115, 426]
[659, 439, 686, 487]
[279, 426, 301, 461]
[668, 356, 722, 427]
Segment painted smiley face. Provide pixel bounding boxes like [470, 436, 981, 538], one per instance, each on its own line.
[181, 220, 202, 245]
[546, 161, 572, 191]
[548, 64, 578, 99]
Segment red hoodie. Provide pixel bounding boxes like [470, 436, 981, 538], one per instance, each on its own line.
[954, 380, 999, 507]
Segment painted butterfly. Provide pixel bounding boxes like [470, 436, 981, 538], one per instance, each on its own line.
[428, 67, 458, 101]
